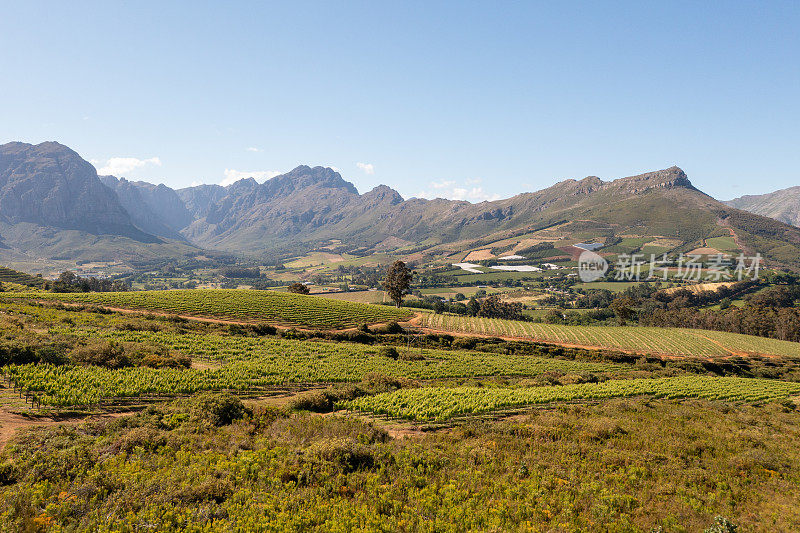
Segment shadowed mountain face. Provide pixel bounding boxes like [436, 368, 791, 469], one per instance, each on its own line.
[0, 142, 206, 262]
[2, 141, 800, 269]
[726, 187, 800, 228]
[100, 175, 192, 240]
[0, 142, 154, 240]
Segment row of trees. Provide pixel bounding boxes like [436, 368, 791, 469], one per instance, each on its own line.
[50, 271, 130, 293]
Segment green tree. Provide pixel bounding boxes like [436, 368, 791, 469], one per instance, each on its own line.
[382, 260, 413, 308]
[288, 282, 310, 295]
[466, 297, 480, 316]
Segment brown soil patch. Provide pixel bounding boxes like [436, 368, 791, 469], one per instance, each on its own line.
[663, 282, 736, 295]
[0, 407, 134, 450]
[463, 249, 495, 261]
[643, 238, 683, 248]
[687, 247, 724, 256]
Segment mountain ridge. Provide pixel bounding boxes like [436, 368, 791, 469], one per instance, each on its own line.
[2, 141, 799, 270]
[726, 186, 800, 228]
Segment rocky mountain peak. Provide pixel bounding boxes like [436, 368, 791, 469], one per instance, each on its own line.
[363, 184, 404, 205]
[274, 165, 359, 194]
[0, 141, 156, 241]
[605, 166, 693, 194]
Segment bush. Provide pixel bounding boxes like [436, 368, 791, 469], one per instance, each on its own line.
[189, 391, 250, 427]
[383, 321, 404, 334]
[361, 373, 403, 393]
[399, 350, 424, 361]
[289, 391, 334, 412]
[71, 340, 131, 369]
[289, 385, 366, 413]
[306, 437, 377, 472]
[378, 346, 399, 359]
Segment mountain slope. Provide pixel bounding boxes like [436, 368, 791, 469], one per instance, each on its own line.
[0, 142, 152, 239]
[100, 175, 192, 239]
[0, 141, 198, 263]
[177, 164, 800, 269]
[726, 187, 800, 228]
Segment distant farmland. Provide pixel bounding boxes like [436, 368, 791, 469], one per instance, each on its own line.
[421, 314, 800, 359]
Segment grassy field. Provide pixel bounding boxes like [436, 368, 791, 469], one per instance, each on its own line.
[421, 313, 800, 358]
[284, 251, 352, 268]
[345, 376, 800, 421]
[706, 235, 740, 252]
[8, 289, 412, 329]
[573, 281, 646, 292]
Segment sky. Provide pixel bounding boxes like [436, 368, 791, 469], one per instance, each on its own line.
[1, 1, 798, 201]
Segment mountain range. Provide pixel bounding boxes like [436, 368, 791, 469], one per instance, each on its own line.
[726, 187, 800, 229]
[1, 141, 800, 270]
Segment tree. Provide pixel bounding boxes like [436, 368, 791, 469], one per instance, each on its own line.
[478, 294, 524, 320]
[610, 296, 636, 324]
[382, 260, 413, 307]
[288, 282, 310, 295]
[466, 297, 480, 316]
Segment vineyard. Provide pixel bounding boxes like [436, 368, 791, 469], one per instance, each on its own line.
[0, 266, 46, 287]
[421, 314, 800, 359]
[4, 330, 627, 406]
[9, 289, 412, 329]
[343, 376, 800, 421]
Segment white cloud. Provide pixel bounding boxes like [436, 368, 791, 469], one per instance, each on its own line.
[190, 180, 202, 187]
[329, 165, 341, 173]
[356, 162, 375, 175]
[96, 156, 161, 176]
[416, 180, 500, 203]
[246, 147, 262, 152]
[221, 168, 281, 186]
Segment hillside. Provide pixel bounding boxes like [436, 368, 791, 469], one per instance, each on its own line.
[13, 289, 412, 329]
[0, 266, 46, 287]
[726, 186, 800, 228]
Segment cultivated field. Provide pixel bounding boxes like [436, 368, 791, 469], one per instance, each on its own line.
[345, 376, 800, 421]
[4, 327, 626, 407]
[421, 314, 800, 358]
[9, 289, 411, 329]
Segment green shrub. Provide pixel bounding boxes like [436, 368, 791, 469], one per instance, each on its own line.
[378, 346, 399, 359]
[189, 391, 250, 427]
[70, 340, 131, 369]
[289, 391, 333, 412]
[399, 350, 424, 361]
[306, 437, 377, 472]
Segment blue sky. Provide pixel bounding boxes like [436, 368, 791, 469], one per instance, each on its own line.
[1, 1, 798, 201]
